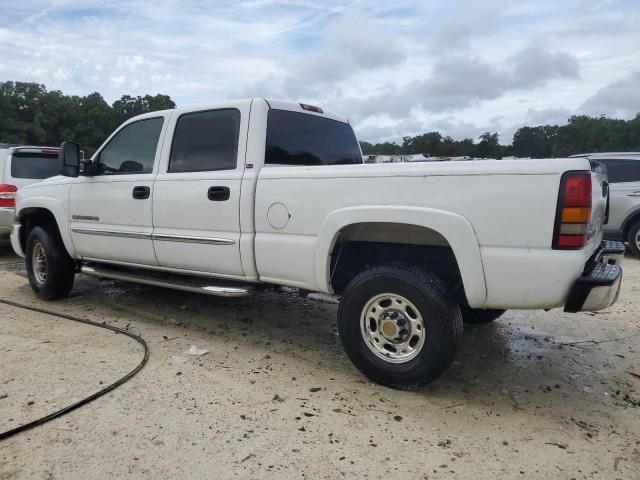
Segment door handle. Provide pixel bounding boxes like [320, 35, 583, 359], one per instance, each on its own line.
[628, 191, 640, 197]
[132, 186, 151, 200]
[208, 186, 230, 201]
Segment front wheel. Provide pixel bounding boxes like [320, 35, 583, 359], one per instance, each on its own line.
[25, 226, 75, 300]
[337, 265, 462, 389]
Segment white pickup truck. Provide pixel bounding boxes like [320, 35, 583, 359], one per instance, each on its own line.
[10, 99, 624, 388]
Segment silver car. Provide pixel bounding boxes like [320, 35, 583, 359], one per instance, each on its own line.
[577, 153, 640, 256]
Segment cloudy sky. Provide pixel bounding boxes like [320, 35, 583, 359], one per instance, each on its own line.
[1, 0, 639, 143]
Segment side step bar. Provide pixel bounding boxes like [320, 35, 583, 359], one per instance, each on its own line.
[598, 240, 625, 266]
[80, 264, 252, 298]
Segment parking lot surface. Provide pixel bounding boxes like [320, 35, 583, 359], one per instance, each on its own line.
[0, 244, 638, 479]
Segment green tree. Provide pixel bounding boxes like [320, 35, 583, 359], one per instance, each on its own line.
[0, 81, 176, 153]
[513, 125, 559, 158]
[359, 141, 374, 155]
[2, 80, 639, 160]
[0, 81, 49, 144]
[73, 93, 117, 155]
[403, 132, 443, 156]
[475, 132, 500, 158]
[112, 94, 176, 124]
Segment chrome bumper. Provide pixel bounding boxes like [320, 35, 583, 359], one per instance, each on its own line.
[10, 223, 25, 258]
[564, 241, 624, 312]
[580, 271, 622, 311]
[597, 240, 626, 266]
[0, 207, 15, 238]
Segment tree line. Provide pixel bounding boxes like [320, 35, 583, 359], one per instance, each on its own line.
[360, 132, 510, 158]
[361, 114, 640, 158]
[1, 81, 639, 158]
[0, 81, 175, 155]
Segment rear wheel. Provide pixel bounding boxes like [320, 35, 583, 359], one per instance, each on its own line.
[25, 226, 75, 300]
[337, 265, 462, 389]
[628, 221, 640, 257]
[460, 306, 506, 324]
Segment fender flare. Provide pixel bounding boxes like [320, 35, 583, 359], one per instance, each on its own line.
[621, 207, 640, 238]
[17, 197, 76, 258]
[313, 206, 487, 307]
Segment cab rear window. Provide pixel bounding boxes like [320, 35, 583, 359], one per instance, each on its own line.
[265, 109, 362, 166]
[10, 152, 59, 179]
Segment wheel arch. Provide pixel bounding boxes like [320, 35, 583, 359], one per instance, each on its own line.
[621, 208, 640, 240]
[314, 206, 487, 307]
[18, 206, 75, 259]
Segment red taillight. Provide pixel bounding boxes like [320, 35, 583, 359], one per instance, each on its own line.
[563, 175, 591, 206]
[557, 233, 587, 248]
[0, 184, 17, 208]
[553, 172, 591, 250]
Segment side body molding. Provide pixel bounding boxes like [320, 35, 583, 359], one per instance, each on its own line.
[313, 206, 487, 307]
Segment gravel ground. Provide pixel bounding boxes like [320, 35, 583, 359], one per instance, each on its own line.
[0, 242, 638, 479]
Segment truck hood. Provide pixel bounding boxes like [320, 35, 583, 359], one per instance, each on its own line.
[20, 175, 72, 190]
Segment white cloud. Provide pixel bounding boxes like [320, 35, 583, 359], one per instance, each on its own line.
[579, 70, 640, 118]
[0, 0, 639, 143]
[525, 108, 572, 126]
[335, 43, 580, 125]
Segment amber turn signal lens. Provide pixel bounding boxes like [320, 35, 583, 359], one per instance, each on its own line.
[561, 207, 591, 223]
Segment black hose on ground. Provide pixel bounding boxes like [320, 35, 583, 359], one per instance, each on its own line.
[0, 298, 148, 441]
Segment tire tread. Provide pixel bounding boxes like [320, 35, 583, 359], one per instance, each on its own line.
[26, 226, 75, 300]
[338, 264, 462, 388]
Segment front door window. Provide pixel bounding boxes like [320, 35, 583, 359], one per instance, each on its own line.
[96, 117, 164, 175]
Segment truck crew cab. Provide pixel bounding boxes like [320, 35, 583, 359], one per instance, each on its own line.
[10, 99, 624, 388]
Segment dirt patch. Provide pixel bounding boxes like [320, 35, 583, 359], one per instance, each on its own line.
[0, 245, 638, 479]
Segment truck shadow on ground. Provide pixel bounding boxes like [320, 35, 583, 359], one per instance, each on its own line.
[0, 241, 17, 260]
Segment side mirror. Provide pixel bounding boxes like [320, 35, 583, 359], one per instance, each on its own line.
[58, 141, 81, 177]
[79, 159, 95, 176]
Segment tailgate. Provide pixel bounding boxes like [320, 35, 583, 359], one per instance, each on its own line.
[586, 160, 608, 254]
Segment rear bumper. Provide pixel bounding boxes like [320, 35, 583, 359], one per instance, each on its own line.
[10, 223, 24, 258]
[564, 240, 624, 312]
[0, 207, 15, 238]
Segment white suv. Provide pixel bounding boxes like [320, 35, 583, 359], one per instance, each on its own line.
[0, 145, 60, 240]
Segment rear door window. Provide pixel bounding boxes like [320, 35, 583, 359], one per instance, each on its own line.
[265, 109, 362, 166]
[598, 159, 640, 183]
[169, 109, 240, 173]
[10, 151, 59, 179]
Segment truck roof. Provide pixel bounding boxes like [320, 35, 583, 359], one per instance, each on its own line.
[150, 98, 350, 125]
[8, 146, 60, 153]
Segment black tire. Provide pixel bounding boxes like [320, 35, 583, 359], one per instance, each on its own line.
[628, 221, 640, 257]
[25, 226, 75, 300]
[460, 306, 506, 324]
[337, 265, 462, 389]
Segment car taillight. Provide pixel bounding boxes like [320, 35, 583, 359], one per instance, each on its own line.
[0, 184, 17, 208]
[553, 172, 591, 249]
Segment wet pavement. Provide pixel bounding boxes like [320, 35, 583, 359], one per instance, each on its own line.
[0, 244, 638, 479]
